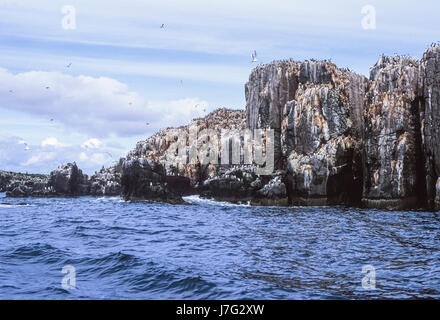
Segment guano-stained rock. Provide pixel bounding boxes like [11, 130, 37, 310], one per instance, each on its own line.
[245, 60, 367, 205]
[362, 56, 425, 209]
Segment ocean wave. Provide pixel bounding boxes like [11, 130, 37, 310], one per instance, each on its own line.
[91, 196, 123, 203]
[183, 195, 251, 207]
[2, 243, 69, 265]
[0, 202, 32, 208]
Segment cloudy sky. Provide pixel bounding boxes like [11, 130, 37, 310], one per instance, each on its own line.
[0, 0, 439, 174]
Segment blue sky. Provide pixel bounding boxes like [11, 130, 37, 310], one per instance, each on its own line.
[0, 0, 439, 174]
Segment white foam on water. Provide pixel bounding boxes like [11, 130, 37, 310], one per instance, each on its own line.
[182, 195, 251, 207]
[91, 196, 122, 203]
[0, 204, 32, 208]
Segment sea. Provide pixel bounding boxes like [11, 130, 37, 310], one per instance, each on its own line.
[0, 192, 439, 299]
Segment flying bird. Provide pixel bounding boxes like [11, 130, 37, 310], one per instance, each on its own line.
[24, 143, 30, 151]
[66, 63, 72, 68]
[160, 24, 165, 29]
[251, 50, 258, 63]
[50, 119, 54, 122]
[146, 122, 150, 126]
[104, 152, 113, 158]
[9, 90, 13, 93]
[45, 86, 50, 89]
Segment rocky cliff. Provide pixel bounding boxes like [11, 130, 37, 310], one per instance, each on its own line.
[245, 60, 367, 205]
[243, 44, 440, 210]
[420, 45, 440, 210]
[362, 56, 425, 209]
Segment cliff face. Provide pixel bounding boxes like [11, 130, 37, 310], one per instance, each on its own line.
[244, 45, 440, 210]
[245, 60, 367, 205]
[421, 45, 440, 210]
[362, 56, 425, 209]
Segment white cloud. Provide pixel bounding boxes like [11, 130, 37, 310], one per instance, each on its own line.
[41, 137, 67, 148]
[0, 67, 209, 138]
[22, 152, 56, 166]
[0, 134, 125, 174]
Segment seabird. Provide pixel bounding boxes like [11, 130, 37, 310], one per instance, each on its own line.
[46, 86, 50, 89]
[66, 63, 72, 68]
[251, 50, 258, 63]
[160, 24, 165, 29]
[24, 143, 30, 151]
[146, 122, 150, 126]
[9, 90, 13, 93]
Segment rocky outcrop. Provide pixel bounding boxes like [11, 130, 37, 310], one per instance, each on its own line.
[89, 163, 122, 196]
[121, 158, 188, 203]
[199, 166, 288, 205]
[362, 56, 426, 209]
[0, 171, 48, 193]
[420, 45, 440, 210]
[123, 108, 292, 204]
[127, 108, 246, 185]
[6, 163, 90, 197]
[49, 163, 90, 196]
[245, 60, 367, 205]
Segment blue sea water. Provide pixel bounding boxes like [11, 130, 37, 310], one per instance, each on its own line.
[0, 192, 439, 299]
